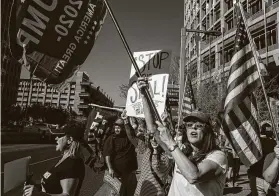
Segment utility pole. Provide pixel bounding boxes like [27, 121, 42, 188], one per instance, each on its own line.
[178, 28, 222, 126]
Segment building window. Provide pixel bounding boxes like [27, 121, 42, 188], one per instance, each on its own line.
[242, 1, 248, 12]
[252, 23, 277, 50]
[225, 11, 234, 31]
[202, 55, 210, 73]
[191, 62, 198, 78]
[226, 0, 234, 10]
[221, 42, 235, 64]
[249, 0, 262, 15]
[273, 0, 279, 4]
[267, 23, 277, 46]
[253, 30, 266, 50]
[210, 52, 215, 69]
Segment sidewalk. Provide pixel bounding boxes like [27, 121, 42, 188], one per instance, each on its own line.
[94, 164, 252, 196]
[223, 165, 251, 196]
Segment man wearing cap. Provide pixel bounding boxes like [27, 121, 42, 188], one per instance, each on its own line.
[103, 118, 138, 196]
[137, 77, 228, 196]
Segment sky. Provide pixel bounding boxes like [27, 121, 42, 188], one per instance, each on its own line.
[21, 0, 184, 105]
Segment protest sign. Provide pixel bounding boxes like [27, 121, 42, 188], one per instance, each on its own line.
[9, 0, 107, 88]
[126, 50, 172, 119]
[4, 156, 31, 193]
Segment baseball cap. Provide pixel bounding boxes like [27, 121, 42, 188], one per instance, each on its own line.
[63, 122, 85, 142]
[183, 110, 211, 125]
[114, 118, 124, 125]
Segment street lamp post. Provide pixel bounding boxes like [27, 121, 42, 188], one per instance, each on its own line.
[178, 28, 222, 125]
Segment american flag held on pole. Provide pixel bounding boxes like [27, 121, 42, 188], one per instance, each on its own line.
[221, 3, 268, 167]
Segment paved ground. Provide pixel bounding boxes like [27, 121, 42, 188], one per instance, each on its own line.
[223, 165, 251, 196]
[94, 153, 252, 196]
[2, 144, 104, 196]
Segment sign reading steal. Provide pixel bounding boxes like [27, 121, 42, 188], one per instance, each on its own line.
[126, 50, 172, 119]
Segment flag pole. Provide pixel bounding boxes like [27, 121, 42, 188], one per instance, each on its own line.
[238, 2, 279, 142]
[263, 0, 269, 69]
[103, 0, 162, 122]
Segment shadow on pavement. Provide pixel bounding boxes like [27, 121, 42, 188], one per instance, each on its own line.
[223, 187, 243, 195]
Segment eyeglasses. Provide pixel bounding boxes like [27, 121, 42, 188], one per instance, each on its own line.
[185, 122, 205, 129]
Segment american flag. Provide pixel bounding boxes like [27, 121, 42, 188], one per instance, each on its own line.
[222, 4, 266, 167]
[181, 74, 196, 117]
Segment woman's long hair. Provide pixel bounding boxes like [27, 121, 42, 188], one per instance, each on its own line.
[65, 136, 83, 159]
[182, 125, 219, 164]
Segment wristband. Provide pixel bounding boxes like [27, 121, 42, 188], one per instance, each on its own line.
[123, 119, 129, 124]
[169, 144, 178, 152]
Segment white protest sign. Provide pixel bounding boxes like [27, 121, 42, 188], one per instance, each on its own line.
[126, 50, 172, 118]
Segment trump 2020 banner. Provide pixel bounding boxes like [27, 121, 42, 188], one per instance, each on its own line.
[9, 0, 106, 88]
[125, 50, 172, 119]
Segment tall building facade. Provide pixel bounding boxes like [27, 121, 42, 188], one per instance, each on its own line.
[16, 72, 114, 116]
[183, 0, 279, 93]
[1, 0, 22, 108]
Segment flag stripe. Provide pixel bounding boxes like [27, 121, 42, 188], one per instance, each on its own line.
[223, 121, 251, 166]
[225, 72, 260, 112]
[237, 101, 262, 153]
[230, 45, 252, 70]
[230, 129, 258, 164]
[227, 57, 258, 88]
[181, 74, 196, 117]
[226, 108, 259, 165]
[222, 4, 264, 167]
[229, 49, 254, 76]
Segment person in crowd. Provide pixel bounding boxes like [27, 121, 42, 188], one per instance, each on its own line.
[95, 119, 108, 158]
[224, 139, 235, 187]
[232, 147, 241, 186]
[137, 77, 228, 196]
[103, 118, 138, 196]
[23, 121, 86, 196]
[262, 144, 279, 195]
[174, 124, 187, 151]
[121, 110, 172, 196]
[248, 123, 278, 196]
[87, 118, 103, 157]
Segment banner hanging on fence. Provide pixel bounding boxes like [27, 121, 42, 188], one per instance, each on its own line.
[9, 0, 107, 88]
[125, 50, 172, 119]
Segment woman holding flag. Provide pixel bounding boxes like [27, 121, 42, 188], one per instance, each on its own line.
[137, 77, 228, 196]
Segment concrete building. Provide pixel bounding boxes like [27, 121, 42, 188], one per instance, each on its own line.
[1, 0, 22, 109]
[16, 72, 114, 116]
[182, 0, 279, 93]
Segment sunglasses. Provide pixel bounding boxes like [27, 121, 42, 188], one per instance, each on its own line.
[185, 121, 205, 129]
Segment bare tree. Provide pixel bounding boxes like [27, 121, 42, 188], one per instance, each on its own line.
[169, 56, 180, 84]
[254, 74, 279, 122]
[119, 84, 129, 99]
[195, 81, 226, 117]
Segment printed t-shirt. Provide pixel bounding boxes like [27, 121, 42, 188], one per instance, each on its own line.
[168, 150, 228, 196]
[41, 157, 85, 196]
[134, 148, 171, 196]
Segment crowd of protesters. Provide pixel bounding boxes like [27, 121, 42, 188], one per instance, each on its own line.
[80, 77, 279, 196]
[23, 77, 279, 196]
